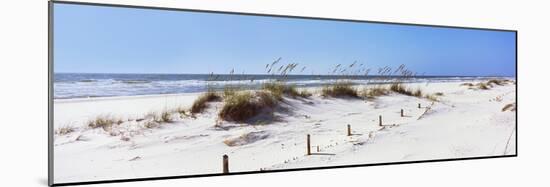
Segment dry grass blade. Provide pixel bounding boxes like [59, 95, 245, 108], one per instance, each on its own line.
[502, 103, 516, 112]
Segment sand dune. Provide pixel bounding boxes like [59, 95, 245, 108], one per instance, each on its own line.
[53, 80, 516, 183]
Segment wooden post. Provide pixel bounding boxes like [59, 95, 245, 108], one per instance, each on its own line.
[401, 109, 404, 117]
[222, 154, 229, 174]
[418, 103, 421, 108]
[379, 115, 382, 126]
[347, 124, 351, 136]
[317, 146, 320, 152]
[306, 134, 311, 155]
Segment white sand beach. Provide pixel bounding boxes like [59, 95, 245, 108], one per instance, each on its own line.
[53, 80, 516, 183]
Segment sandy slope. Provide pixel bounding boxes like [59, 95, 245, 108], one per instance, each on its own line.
[53, 81, 516, 183]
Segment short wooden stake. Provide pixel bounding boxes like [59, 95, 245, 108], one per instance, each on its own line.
[379, 115, 382, 126]
[418, 103, 421, 108]
[401, 109, 404, 117]
[306, 134, 311, 155]
[222, 154, 229, 174]
[347, 124, 352, 136]
[317, 146, 320, 152]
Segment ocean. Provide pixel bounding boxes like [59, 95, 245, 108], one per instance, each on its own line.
[53, 73, 505, 99]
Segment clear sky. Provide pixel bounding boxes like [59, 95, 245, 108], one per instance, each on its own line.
[54, 3, 516, 76]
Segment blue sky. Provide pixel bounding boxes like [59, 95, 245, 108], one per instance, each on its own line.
[54, 3, 516, 76]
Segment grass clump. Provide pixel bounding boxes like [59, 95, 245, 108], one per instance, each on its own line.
[219, 91, 257, 122]
[87, 115, 121, 130]
[502, 103, 516, 112]
[425, 94, 439, 102]
[161, 111, 173, 122]
[321, 81, 359, 98]
[175, 106, 188, 117]
[256, 91, 278, 108]
[464, 79, 510, 90]
[191, 91, 222, 114]
[262, 82, 285, 100]
[361, 86, 390, 99]
[390, 83, 407, 94]
[390, 83, 423, 97]
[298, 89, 312, 98]
[144, 121, 159, 128]
[219, 91, 279, 122]
[487, 79, 508, 86]
[389, 83, 436, 101]
[262, 82, 310, 99]
[477, 82, 490, 90]
[55, 125, 76, 135]
[223, 86, 238, 98]
[149, 111, 173, 123]
[142, 111, 172, 128]
[412, 89, 423, 97]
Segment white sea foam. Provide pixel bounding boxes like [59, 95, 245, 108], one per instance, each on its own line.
[54, 73, 512, 99]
